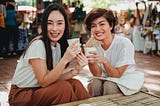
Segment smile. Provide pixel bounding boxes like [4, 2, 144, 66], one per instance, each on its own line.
[96, 32, 104, 37]
[50, 33, 60, 38]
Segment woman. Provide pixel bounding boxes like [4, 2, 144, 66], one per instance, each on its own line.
[85, 8, 144, 96]
[5, 3, 18, 56]
[0, 0, 7, 58]
[9, 4, 90, 106]
[124, 14, 136, 41]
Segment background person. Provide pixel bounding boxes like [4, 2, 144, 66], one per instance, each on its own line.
[5, 3, 18, 56]
[9, 4, 90, 106]
[0, 0, 7, 59]
[85, 8, 144, 96]
[124, 14, 136, 41]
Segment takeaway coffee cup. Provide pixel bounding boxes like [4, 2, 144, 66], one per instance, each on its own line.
[67, 38, 81, 53]
[67, 38, 80, 46]
[84, 46, 97, 57]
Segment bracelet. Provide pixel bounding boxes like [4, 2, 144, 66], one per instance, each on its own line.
[71, 69, 78, 76]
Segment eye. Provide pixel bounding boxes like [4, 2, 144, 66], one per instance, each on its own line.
[99, 22, 105, 26]
[57, 22, 64, 25]
[47, 21, 52, 25]
[47, 23, 51, 25]
[91, 25, 96, 28]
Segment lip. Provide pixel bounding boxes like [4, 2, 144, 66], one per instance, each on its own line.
[95, 32, 104, 37]
[50, 33, 59, 38]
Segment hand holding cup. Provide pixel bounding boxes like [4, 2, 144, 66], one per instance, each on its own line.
[67, 38, 81, 54]
[84, 46, 97, 61]
[63, 38, 81, 62]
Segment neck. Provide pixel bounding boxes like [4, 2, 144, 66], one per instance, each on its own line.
[51, 41, 57, 47]
[101, 34, 114, 50]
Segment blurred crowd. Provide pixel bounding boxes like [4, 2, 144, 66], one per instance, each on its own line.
[0, 0, 26, 59]
[0, 0, 160, 59]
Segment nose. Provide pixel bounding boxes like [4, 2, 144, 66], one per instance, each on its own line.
[52, 25, 58, 30]
[50, 23, 58, 30]
[95, 25, 101, 31]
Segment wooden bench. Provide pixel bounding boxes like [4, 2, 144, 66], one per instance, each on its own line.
[54, 89, 160, 106]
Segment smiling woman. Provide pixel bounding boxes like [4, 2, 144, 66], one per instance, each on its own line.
[8, 3, 91, 106]
[47, 10, 65, 45]
[84, 8, 144, 96]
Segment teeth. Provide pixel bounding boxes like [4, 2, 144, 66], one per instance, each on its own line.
[51, 33, 58, 36]
[96, 33, 103, 36]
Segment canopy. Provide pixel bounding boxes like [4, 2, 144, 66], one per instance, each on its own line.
[18, 6, 37, 12]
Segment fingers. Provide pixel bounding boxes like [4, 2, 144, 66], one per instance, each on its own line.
[77, 57, 88, 66]
[67, 45, 81, 57]
[76, 52, 88, 67]
[77, 52, 85, 59]
[89, 51, 97, 55]
[63, 41, 82, 62]
[88, 55, 104, 63]
[87, 53, 99, 63]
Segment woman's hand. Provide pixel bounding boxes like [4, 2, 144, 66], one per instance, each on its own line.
[71, 51, 88, 74]
[63, 41, 81, 63]
[87, 51, 107, 64]
[76, 51, 88, 67]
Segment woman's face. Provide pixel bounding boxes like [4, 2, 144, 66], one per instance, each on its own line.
[47, 10, 65, 46]
[90, 16, 112, 41]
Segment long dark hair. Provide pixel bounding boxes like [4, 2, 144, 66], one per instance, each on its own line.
[23, 4, 69, 70]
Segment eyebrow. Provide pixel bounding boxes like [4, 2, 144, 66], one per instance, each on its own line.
[92, 20, 106, 25]
[47, 19, 64, 22]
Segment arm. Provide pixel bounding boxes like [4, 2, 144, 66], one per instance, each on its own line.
[30, 57, 68, 87]
[30, 41, 81, 87]
[102, 59, 128, 78]
[59, 51, 88, 80]
[58, 69, 79, 80]
[88, 51, 127, 78]
[59, 50, 91, 80]
[88, 62, 102, 77]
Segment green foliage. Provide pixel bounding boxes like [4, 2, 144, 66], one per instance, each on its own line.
[91, 0, 110, 8]
[126, 9, 133, 20]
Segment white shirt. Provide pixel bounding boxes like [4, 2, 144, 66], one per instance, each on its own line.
[12, 40, 61, 88]
[95, 35, 135, 77]
[94, 35, 144, 95]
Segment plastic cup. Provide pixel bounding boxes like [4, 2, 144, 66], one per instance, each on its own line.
[67, 38, 81, 54]
[67, 38, 80, 46]
[84, 46, 96, 56]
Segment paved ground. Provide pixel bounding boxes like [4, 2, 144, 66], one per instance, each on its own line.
[0, 51, 160, 105]
[135, 52, 160, 96]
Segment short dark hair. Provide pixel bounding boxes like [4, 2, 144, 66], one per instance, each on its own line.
[85, 8, 116, 33]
